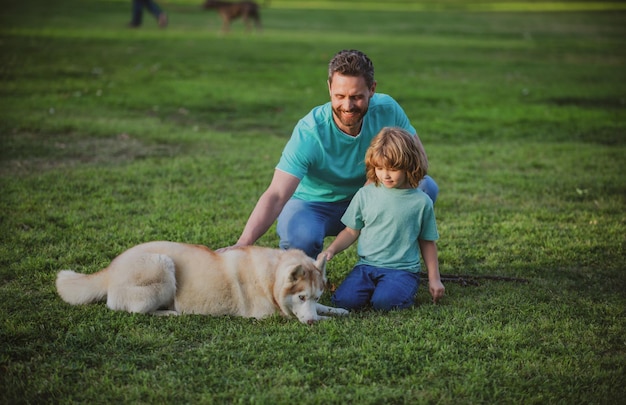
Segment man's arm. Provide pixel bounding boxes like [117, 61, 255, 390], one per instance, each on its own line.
[233, 169, 300, 247]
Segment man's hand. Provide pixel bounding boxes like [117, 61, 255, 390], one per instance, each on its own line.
[215, 244, 246, 253]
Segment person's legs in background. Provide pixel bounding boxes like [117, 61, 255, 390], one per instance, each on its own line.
[129, 0, 145, 27]
[129, 0, 167, 28]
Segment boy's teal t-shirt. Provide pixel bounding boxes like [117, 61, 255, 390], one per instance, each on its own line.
[342, 184, 439, 272]
[275, 93, 416, 202]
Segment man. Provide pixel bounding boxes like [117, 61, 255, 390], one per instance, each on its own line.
[223, 49, 438, 258]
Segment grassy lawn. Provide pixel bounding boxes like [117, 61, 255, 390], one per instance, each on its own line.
[1, 0, 625, 403]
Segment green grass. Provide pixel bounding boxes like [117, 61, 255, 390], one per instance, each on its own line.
[1, 0, 625, 403]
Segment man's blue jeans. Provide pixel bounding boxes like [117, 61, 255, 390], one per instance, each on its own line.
[277, 175, 438, 258]
[331, 264, 421, 311]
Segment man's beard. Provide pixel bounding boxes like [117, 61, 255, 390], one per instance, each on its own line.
[332, 105, 368, 131]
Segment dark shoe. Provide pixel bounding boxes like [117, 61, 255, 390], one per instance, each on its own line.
[158, 13, 168, 28]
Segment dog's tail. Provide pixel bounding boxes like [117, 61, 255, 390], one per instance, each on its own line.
[56, 269, 109, 305]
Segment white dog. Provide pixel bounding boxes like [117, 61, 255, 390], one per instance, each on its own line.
[56, 242, 348, 324]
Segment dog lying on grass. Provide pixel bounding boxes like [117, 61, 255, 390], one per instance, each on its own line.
[202, 0, 263, 33]
[56, 242, 348, 324]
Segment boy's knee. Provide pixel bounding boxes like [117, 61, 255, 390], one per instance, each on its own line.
[371, 291, 415, 311]
[371, 298, 414, 311]
[331, 293, 365, 311]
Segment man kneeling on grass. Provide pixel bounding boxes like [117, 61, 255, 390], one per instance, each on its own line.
[318, 127, 445, 311]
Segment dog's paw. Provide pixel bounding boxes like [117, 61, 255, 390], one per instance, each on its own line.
[152, 310, 179, 316]
[316, 304, 349, 316]
[332, 307, 349, 316]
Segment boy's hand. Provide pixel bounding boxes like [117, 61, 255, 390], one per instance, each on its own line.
[429, 280, 445, 304]
[317, 250, 334, 262]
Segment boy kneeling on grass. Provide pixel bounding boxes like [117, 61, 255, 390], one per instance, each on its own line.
[318, 127, 445, 311]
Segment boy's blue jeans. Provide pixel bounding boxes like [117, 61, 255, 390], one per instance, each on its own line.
[331, 264, 421, 311]
[277, 175, 438, 258]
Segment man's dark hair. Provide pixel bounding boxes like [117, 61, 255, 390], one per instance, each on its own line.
[328, 49, 375, 88]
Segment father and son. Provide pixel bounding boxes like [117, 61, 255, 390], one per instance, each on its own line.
[220, 49, 445, 311]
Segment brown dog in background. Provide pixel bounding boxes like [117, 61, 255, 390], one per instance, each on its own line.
[203, 0, 264, 33]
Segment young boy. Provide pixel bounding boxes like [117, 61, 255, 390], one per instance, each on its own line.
[318, 127, 445, 311]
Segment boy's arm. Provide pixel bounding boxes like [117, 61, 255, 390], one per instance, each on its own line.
[318, 227, 360, 261]
[419, 239, 445, 303]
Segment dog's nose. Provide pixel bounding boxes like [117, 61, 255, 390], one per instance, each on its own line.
[307, 319, 316, 325]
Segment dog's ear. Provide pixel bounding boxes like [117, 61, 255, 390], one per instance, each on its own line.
[289, 265, 305, 282]
[314, 255, 327, 282]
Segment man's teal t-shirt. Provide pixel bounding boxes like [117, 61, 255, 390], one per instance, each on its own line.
[342, 184, 439, 272]
[275, 93, 416, 202]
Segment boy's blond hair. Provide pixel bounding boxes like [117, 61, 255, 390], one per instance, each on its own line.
[365, 127, 428, 188]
